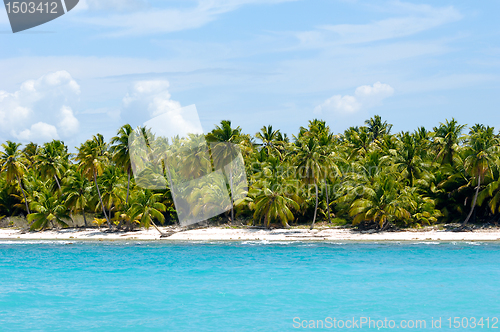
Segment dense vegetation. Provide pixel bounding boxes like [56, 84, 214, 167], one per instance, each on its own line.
[1, 116, 499, 231]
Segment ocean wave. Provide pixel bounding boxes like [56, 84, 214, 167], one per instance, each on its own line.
[0, 240, 76, 245]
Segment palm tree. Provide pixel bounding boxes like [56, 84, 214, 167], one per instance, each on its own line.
[343, 126, 373, 158]
[365, 115, 392, 142]
[403, 186, 442, 227]
[206, 120, 243, 144]
[349, 174, 410, 230]
[62, 168, 93, 227]
[300, 119, 343, 224]
[462, 125, 499, 226]
[75, 134, 112, 228]
[255, 125, 286, 159]
[111, 124, 134, 204]
[298, 119, 334, 143]
[413, 126, 432, 159]
[0, 176, 21, 217]
[393, 132, 429, 187]
[27, 188, 69, 231]
[128, 126, 169, 190]
[247, 156, 301, 228]
[36, 140, 69, 190]
[22, 142, 39, 169]
[433, 118, 466, 166]
[209, 141, 244, 222]
[0, 141, 30, 214]
[295, 137, 323, 229]
[97, 166, 125, 221]
[206, 120, 245, 223]
[177, 134, 212, 180]
[250, 182, 300, 228]
[477, 170, 500, 223]
[128, 189, 166, 234]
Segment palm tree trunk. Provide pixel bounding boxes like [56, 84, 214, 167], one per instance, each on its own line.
[165, 165, 174, 195]
[165, 165, 179, 227]
[229, 169, 234, 224]
[150, 219, 168, 237]
[324, 177, 331, 224]
[94, 170, 111, 228]
[16, 175, 30, 214]
[310, 182, 319, 230]
[82, 207, 88, 228]
[69, 211, 75, 227]
[463, 174, 481, 226]
[54, 174, 61, 190]
[264, 198, 275, 229]
[126, 168, 131, 205]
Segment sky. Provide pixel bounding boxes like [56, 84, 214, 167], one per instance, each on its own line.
[1, 0, 500, 149]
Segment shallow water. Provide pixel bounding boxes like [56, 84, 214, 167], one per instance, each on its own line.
[0, 241, 499, 331]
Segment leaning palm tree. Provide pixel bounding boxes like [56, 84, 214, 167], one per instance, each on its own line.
[462, 125, 499, 226]
[110, 124, 133, 204]
[0, 141, 30, 214]
[128, 189, 166, 234]
[75, 134, 112, 228]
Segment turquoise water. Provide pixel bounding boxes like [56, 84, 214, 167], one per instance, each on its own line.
[1, 241, 499, 331]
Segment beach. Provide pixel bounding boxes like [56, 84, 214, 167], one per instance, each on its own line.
[1, 226, 500, 242]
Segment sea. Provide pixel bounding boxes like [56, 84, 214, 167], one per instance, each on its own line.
[0, 241, 499, 331]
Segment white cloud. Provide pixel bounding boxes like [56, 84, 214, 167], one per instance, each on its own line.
[58, 106, 80, 136]
[78, 0, 297, 36]
[314, 82, 394, 115]
[122, 81, 207, 138]
[123, 80, 182, 117]
[83, 0, 149, 12]
[298, 2, 462, 47]
[0, 71, 81, 143]
[314, 95, 361, 114]
[144, 104, 204, 139]
[355, 81, 395, 105]
[14, 122, 60, 142]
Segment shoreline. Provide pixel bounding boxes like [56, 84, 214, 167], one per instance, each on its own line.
[2, 226, 500, 242]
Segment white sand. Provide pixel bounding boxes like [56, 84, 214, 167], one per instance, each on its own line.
[1, 227, 500, 242]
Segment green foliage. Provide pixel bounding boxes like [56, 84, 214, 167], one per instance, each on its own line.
[2, 116, 500, 231]
[27, 188, 69, 231]
[128, 189, 166, 229]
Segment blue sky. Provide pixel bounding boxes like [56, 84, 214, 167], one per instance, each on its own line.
[1, 0, 500, 148]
